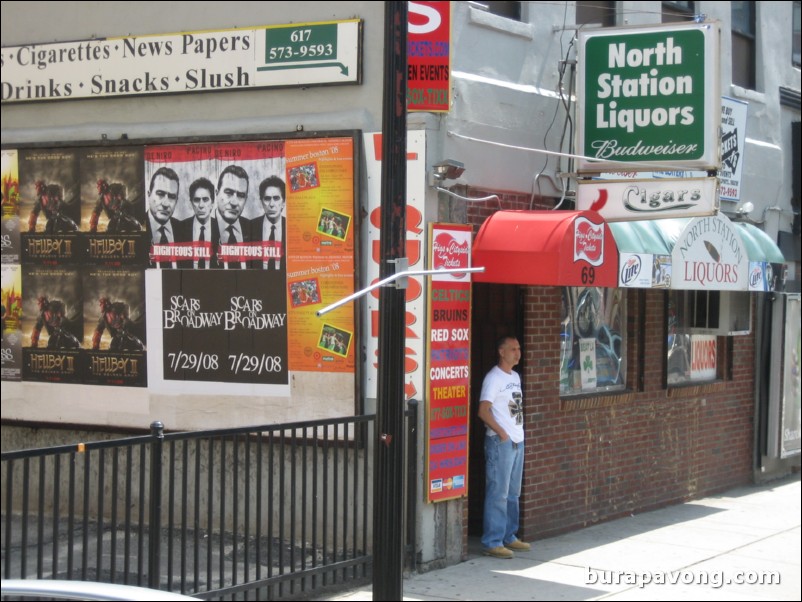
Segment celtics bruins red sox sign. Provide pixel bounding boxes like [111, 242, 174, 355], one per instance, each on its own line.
[577, 22, 720, 173]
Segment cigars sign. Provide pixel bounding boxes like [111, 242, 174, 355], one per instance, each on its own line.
[672, 214, 748, 290]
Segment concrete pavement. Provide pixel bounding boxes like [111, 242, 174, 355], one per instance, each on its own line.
[318, 473, 801, 601]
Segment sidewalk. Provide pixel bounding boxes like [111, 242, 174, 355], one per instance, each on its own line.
[319, 473, 801, 601]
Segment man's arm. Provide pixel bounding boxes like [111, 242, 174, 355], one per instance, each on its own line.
[477, 400, 509, 441]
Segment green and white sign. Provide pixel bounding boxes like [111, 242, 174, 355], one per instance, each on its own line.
[1, 20, 361, 103]
[577, 22, 720, 173]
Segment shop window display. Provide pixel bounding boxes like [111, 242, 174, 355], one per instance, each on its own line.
[666, 290, 720, 385]
[560, 287, 626, 395]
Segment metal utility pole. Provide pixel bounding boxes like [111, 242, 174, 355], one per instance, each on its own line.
[373, 1, 407, 600]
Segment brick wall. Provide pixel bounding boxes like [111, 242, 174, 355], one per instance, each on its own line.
[518, 287, 754, 539]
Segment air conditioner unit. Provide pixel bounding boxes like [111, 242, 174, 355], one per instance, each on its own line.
[683, 290, 752, 336]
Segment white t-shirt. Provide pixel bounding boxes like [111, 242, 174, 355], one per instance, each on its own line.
[479, 365, 524, 443]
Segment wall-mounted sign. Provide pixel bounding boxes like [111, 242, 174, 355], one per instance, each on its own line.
[672, 214, 748, 290]
[780, 294, 801, 458]
[574, 217, 605, 266]
[1, 20, 362, 103]
[577, 177, 718, 220]
[363, 131, 427, 401]
[577, 22, 720, 173]
[719, 96, 748, 202]
[407, 1, 451, 112]
[426, 223, 472, 503]
[618, 252, 672, 288]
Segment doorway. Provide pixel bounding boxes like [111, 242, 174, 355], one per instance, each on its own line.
[468, 283, 525, 536]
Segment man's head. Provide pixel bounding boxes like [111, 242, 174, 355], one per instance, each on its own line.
[216, 165, 249, 224]
[147, 167, 180, 225]
[37, 295, 49, 311]
[189, 177, 215, 224]
[497, 336, 521, 371]
[259, 176, 286, 225]
[99, 297, 111, 312]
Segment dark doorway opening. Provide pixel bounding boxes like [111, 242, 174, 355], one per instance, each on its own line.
[468, 283, 525, 537]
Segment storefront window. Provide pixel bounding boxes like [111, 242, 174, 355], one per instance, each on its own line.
[560, 287, 626, 395]
[667, 291, 719, 385]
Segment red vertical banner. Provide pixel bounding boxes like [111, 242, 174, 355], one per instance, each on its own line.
[426, 223, 472, 502]
[407, 1, 451, 112]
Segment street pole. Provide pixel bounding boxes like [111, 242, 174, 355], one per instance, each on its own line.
[373, 1, 407, 600]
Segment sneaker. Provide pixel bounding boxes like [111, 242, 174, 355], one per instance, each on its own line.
[483, 546, 514, 559]
[504, 538, 531, 551]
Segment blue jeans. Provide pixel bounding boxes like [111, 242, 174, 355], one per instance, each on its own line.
[482, 434, 524, 549]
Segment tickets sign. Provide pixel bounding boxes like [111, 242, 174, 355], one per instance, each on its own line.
[426, 223, 472, 503]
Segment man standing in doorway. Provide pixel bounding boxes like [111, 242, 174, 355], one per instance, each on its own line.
[478, 336, 530, 559]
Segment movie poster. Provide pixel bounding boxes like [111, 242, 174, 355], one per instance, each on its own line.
[1, 264, 23, 380]
[143, 141, 285, 269]
[80, 147, 148, 266]
[21, 265, 83, 383]
[82, 267, 147, 387]
[284, 137, 355, 373]
[1, 150, 21, 264]
[19, 149, 83, 264]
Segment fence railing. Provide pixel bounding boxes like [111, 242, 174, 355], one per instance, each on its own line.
[1, 404, 418, 601]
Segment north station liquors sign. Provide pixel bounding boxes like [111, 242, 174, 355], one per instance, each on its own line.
[672, 214, 748, 291]
[577, 22, 720, 173]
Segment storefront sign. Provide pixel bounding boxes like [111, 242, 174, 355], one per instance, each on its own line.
[672, 214, 748, 290]
[749, 262, 773, 292]
[577, 22, 720, 172]
[618, 252, 672, 288]
[574, 217, 605, 266]
[407, 1, 451, 112]
[363, 131, 427, 401]
[577, 177, 717, 220]
[689, 334, 716, 381]
[1, 20, 362, 103]
[426, 223, 472, 503]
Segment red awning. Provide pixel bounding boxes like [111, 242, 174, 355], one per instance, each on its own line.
[472, 210, 619, 287]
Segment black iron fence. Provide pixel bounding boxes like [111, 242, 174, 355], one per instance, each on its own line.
[1, 404, 418, 600]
